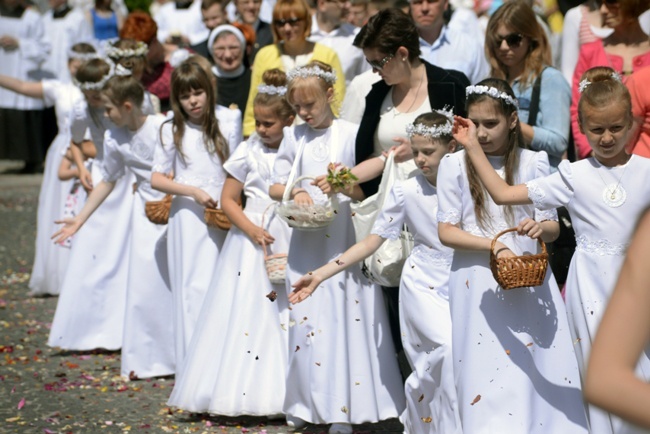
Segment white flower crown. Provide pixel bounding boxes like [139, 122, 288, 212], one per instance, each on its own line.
[257, 84, 287, 96]
[72, 59, 115, 91]
[578, 71, 623, 93]
[405, 108, 454, 139]
[67, 48, 100, 61]
[105, 41, 148, 59]
[286, 66, 337, 85]
[466, 85, 519, 109]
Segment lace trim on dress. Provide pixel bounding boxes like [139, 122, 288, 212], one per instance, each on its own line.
[526, 181, 545, 208]
[535, 208, 558, 222]
[462, 222, 510, 238]
[437, 208, 461, 225]
[270, 174, 288, 185]
[575, 235, 628, 256]
[411, 244, 453, 266]
[371, 222, 401, 240]
[175, 175, 223, 188]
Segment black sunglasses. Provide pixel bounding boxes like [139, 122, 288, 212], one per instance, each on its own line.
[274, 17, 303, 26]
[602, 0, 619, 6]
[496, 33, 524, 48]
[366, 54, 395, 71]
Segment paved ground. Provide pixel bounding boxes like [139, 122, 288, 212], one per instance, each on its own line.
[0, 164, 404, 434]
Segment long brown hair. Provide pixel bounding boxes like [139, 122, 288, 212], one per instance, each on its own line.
[465, 78, 525, 230]
[164, 61, 228, 163]
[485, 0, 551, 89]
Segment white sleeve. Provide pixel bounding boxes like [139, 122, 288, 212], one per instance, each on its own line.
[152, 122, 177, 174]
[435, 154, 463, 225]
[560, 7, 582, 86]
[371, 181, 406, 240]
[100, 131, 126, 182]
[271, 126, 298, 185]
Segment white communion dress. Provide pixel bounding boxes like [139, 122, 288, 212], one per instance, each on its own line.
[436, 149, 588, 434]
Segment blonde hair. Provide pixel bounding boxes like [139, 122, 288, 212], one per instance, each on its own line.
[285, 60, 335, 107]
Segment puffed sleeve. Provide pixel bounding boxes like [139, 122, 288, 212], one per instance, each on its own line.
[152, 122, 176, 174]
[525, 159, 575, 211]
[271, 126, 298, 185]
[70, 99, 90, 145]
[435, 154, 463, 225]
[41, 79, 62, 107]
[100, 131, 126, 183]
[223, 140, 250, 184]
[371, 181, 406, 240]
[530, 151, 558, 222]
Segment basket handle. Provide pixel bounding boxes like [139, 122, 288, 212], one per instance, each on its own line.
[282, 175, 317, 203]
[260, 202, 279, 259]
[490, 227, 547, 256]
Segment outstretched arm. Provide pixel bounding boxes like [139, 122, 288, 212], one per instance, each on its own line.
[51, 180, 115, 243]
[151, 172, 217, 208]
[0, 74, 44, 99]
[453, 116, 531, 206]
[584, 208, 650, 429]
[58, 149, 79, 181]
[288, 234, 385, 304]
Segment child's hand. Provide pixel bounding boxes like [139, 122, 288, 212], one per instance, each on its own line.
[51, 218, 82, 245]
[293, 190, 314, 206]
[390, 137, 413, 163]
[79, 166, 93, 191]
[312, 174, 335, 196]
[288, 272, 322, 304]
[452, 116, 479, 149]
[493, 241, 516, 259]
[517, 218, 543, 239]
[247, 226, 275, 246]
[192, 187, 218, 208]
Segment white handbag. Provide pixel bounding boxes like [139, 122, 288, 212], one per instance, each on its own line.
[350, 153, 413, 287]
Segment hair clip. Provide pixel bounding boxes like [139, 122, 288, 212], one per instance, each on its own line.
[611, 71, 622, 83]
[578, 79, 591, 94]
[257, 84, 287, 96]
[286, 66, 337, 85]
[466, 85, 519, 108]
[105, 40, 148, 59]
[169, 48, 191, 68]
[67, 48, 100, 61]
[72, 59, 115, 91]
[434, 106, 454, 122]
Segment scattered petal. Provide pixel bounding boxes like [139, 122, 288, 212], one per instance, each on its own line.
[421, 417, 432, 423]
[17, 398, 25, 410]
[471, 395, 481, 405]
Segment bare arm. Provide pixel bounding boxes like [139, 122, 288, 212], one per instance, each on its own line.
[584, 209, 650, 429]
[52, 180, 115, 243]
[58, 150, 79, 180]
[151, 172, 217, 208]
[520, 122, 535, 145]
[288, 234, 385, 304]
[0, 74, 43, 99]
[351, 156, 385, 183]
[453, 116, 532, 206]
[269, 183, 313, 205]
[221, 176, 274, 246]
[71, 141, 93, 191]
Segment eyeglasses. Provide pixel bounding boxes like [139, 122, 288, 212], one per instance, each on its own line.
[366, 54, 394, 71]
[274, 17, 303, 27]
[496, 33, 524, 49]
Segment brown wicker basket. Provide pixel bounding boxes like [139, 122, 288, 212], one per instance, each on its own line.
[204, 207, 232, 230]
[489, 228, 548, 290]
[145, 195, 172, 225]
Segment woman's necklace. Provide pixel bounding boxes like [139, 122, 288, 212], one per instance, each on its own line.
[596, 157, 630, 207]
[393, 66, 424, 118]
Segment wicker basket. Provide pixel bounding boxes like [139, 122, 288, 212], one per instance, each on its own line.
[204, 207, 232, 231]
[277, 175, 337, 231]
[489, 228, 548, 290]
[145, 195, 172, 225]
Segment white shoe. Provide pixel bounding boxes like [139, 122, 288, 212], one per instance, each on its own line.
[329, 423, 353, 433]
[286, 415, 307, 430]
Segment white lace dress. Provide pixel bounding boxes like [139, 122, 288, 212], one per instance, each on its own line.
[526, 155, 650, 434]
[436, 149, 588, 434]
[152, 120, 238, 371]
[168, 135, 291, 415]
[272, 119, 405, 425]
[371, 175, 460, 434]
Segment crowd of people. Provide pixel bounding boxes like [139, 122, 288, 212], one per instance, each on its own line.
[2, 0, 650, 432]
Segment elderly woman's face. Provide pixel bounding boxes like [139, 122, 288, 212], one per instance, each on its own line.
[274, 15, 307, 42]
[212, 33, 244, 72]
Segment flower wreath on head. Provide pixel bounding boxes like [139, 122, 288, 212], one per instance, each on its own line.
[67, 48, 100, 62]
[286, 66, 337, 85]
[105, 40, 148, 59]
[258, 84, 287, 96]
[406, 107, 454, 139]
[578, 71, 622, 94]
[466, 85, 519, 109]
[72, 59, 131, 91]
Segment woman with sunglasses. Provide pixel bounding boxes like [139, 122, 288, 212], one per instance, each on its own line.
[486, 0, 571, 172]
[570, 0, 650, 160]
[241, 0, 345, 137]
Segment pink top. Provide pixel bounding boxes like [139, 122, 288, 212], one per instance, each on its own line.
[627, 67, 650, 158]
[578, 5, 599, 45]
[570, 40, 650, 159]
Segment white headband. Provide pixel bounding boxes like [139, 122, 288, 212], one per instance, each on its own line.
[72, 59, 115, 91]
[406, 107, 454, 139]
[578, 71, 623, 93]
[257, 84, 287, 96]
[208, 24, 246, 52]
[466, 85, 519, 109]
[287, 66, 337, 85]
[105, 40, 148, 59]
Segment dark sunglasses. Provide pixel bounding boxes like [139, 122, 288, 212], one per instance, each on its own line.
[274, 17, 303, 26]
[601, 0, 619, 6]
[496, 33, 524, 48]
[366, 54, 394, 71]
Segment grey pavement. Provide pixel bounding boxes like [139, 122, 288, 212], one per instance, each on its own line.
[0, 163, 404, 434]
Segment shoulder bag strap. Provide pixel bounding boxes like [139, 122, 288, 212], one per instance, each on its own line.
[527, 67, 546, 127]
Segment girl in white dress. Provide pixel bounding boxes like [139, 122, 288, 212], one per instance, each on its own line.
[268, 61, 405, 434]
[151, 61, 236, 371]
[290, 111, 461, 434]
[436, 78, 589, 434]
[0, 43, 95, 296]
[167, 68, 295, 415]
[48, 58, 134, 352]
[53, 75, 175, 379]
[455, 69, 650, 434]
